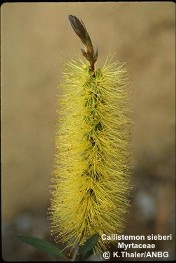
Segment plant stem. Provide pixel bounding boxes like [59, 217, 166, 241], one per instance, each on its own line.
[68, 15, 98, 73]
[71, 245, 79, 261]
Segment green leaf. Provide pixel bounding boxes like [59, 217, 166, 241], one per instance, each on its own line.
[81, 248, 94, 261]
[17, 234, 68, 260]
[78, 233, 99, 259]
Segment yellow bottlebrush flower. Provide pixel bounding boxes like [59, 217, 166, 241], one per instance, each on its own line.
[49, 15, 131, 254]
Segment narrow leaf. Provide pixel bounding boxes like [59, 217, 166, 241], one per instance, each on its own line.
[18, 234, 68, 260]
[78, 233, 99, 258]
[81, 248, 94, 261]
